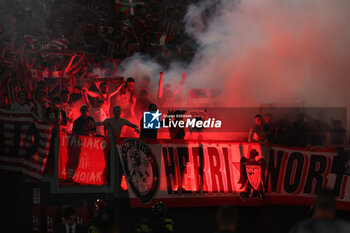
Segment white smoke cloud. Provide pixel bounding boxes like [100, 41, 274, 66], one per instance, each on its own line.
[185, 0, 350, 107]
[122, 0, 350, 127]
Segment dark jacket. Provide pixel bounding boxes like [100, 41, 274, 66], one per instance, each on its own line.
[54, 223, 88, 233]
[72, 116, 96, 136]
[289, 218, 350, 233]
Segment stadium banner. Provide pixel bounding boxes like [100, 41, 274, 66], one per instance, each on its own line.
[0, 109, 53, 180]
[58, 133, 109, 185]
[117, 138, 350, 210]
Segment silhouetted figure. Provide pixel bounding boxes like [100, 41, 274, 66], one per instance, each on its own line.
[289, 189, 350, 233]
[263, 113, 275, 143]
[248, 114, 267, 144]
[327, 120, 347, 147]
[307, 120, 326, 148]
[292, 113, 309, 147]
[54, 205, 87, 233]
[140, 103, 159, 139]
[168, 110, 186, 140]
[72, 105, 96, 136]
[95, 105, 139, 139]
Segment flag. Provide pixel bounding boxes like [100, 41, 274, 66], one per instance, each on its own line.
[0, 109, 53, 180]
[30, 69, 67, 80]
[58, 133, 110, 185]
[6, 78, 20, 105]
[30, 69, 68, 97]
[115, 0, 145, 15]
[65, 55, 87, 76]
[43, 38, 68, 51]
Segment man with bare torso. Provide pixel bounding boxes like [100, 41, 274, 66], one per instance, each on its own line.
[96, 106, 139, 139]
[82, 81, 124, 122]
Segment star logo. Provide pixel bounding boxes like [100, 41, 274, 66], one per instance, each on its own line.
[150, 110, 161, 122]
[143, 110, 162, 129]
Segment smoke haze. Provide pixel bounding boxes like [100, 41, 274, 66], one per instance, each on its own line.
[125, 0, 350, 109]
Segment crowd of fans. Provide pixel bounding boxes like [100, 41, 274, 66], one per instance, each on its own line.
[0, 0, 195, 137]
[0, 0, 349, 147]
[248, 112, 348, 148]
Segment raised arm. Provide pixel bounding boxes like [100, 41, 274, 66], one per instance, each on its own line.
[125, 119, 139, 134]
[82, 86, 101, 98]
[158, 71, 164, 99]
[108, 81, 125, 100]
[82, 88, 93, 109]
[173, 72, 187, 97]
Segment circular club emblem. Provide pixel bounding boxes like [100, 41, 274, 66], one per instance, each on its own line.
[121, 139, 159, 204]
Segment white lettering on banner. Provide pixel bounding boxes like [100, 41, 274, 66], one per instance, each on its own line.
[119, 142, 350, 210]
[87, 138, 93, 148]
[72, 171, 103, 183]
[79, 152, 89, 169]
[67, 168, 75, 178]
[60, 169, 103, 183]
[61, 135, 107, 150]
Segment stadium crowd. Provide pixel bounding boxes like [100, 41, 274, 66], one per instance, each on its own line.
[0, 0, 194, 135]
[248, 113, 348, 149]
[0, 0, 348, 146]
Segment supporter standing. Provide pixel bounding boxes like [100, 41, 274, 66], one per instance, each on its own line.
[115, 77, 136, 120]
[136, 89, 152, 118]
[248, 114, 267, 144]
[140, 103, 158, 139]
[95, 105, 139, 140]
[54, 205, 87, 233]
[29, 88, 48, 120]
[83, 81, 123, 122]
[72, 105, 96, 136]
[168, 110, 186, 140]
[158, 71, 187, 107]
[307, 120, 326, 148]
[263, 113, 275, 143]
[9, 90, 30, 112]
[289, 189, 350, 233]
[60, 90, 73, 133]
[327, 120, 347, 147]
[292, 112, 309, 147]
